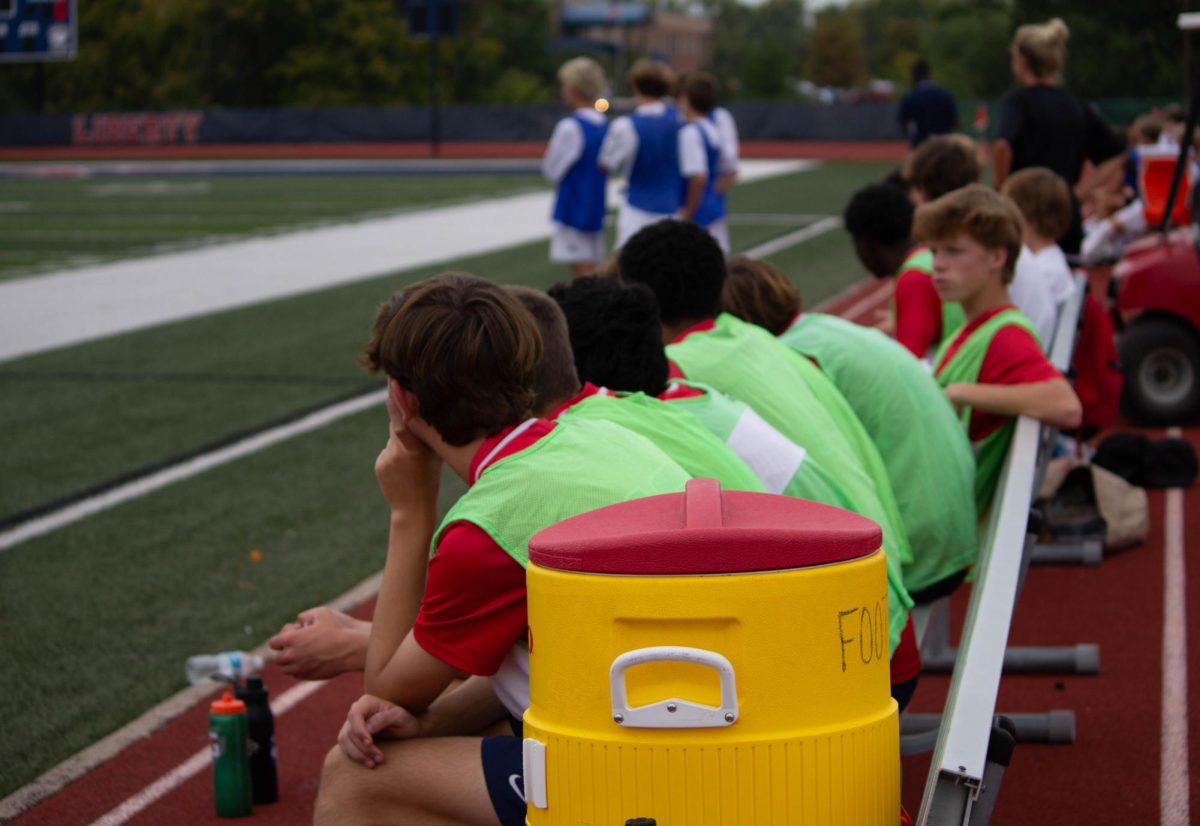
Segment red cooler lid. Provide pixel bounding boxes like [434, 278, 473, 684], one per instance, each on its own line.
[529, 478, 881, 575]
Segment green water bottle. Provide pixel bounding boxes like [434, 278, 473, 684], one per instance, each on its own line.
[209, 692, 252, 818]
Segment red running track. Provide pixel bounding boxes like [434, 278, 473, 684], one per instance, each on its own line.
[6, 277, 1198, 824]
[900, 461, 1200, 822]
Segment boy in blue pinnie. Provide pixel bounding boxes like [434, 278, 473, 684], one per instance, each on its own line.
[600, 58, 683, 247]
[677, 72, 736, 253]
[542, 57, 609, 277]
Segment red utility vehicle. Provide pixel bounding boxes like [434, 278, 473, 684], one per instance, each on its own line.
[1112, 38, 1200, 425]
[1114, 227, 1200, 423]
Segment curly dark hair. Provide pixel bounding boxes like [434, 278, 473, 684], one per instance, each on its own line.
[618, 219, 726, 325]
[842, 182, 914, 246]
[547, 276, 670, 397]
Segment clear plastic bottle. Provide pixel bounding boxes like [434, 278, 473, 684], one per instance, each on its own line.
[186, 652, 264, 686]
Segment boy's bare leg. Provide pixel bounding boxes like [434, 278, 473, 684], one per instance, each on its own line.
[315, 737, 501, 826]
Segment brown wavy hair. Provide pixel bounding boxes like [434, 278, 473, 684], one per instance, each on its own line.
[628, 58, 675, 98]
[912, 185, 1023, 284]
[504, 285, 580, 412]
[1001, 167, 1072, 241]
[361, 273, 542, 445]
[904, 135, 980, 201]
[722, 256, 801, 336]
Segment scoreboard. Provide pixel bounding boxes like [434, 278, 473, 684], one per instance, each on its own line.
[0, 0, 76, 63]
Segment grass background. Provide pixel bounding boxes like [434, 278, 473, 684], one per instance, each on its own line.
[0, 174, 551, 279]
[0, 160, 895, 796]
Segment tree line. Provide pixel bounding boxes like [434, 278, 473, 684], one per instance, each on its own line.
[0, 0, 1188, 113]
[706, 0, 1185, 101]
[1, 0, 559, 112]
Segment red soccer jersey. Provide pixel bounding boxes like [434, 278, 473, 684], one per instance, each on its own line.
[936, 306, 1063, 442]
[893, 268, 944, 358]
[667, 319, 717, 380]
[657, 382, 706, 401]
[670, 318, 718, 344]
[412, 419, 555, 675]
[547, 383, 603, 419]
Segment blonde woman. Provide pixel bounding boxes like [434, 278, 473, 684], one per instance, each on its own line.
[992, 18, 1125, 253]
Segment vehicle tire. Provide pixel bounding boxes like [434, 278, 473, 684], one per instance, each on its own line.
[1118, 317, 1200, 425]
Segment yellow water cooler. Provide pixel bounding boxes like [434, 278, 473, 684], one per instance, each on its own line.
[522, 478, 899, 825]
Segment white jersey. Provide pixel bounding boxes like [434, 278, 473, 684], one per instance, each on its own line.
[711, 106, 740, 173]
[542, 108, 607, 184]
[678, 118, 725, 179]
[1008, 250, 1060, 350]
[1016, 244, 1074, 309]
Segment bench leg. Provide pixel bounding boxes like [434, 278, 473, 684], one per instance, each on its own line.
[1030, 540, 1104, 565]
[901, 710, 1074, 756]
[922, 643, 1099, 675]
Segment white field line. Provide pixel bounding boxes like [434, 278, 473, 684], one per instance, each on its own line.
[0, 570, 382, 822]
[88, 680, 326, 826]
[0, 206, 846, 556]
[0, 163, 827, 553]
[0, 159, 812, 364]
[0, 389, 386, 553]
[726, 212, 833, 226]
[742, 215, 842, 260]
[1161, 426, 1189, 826]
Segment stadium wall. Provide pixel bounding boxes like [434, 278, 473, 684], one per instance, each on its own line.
[0, 99, 1174, 148]
[0, 102, 907, 147]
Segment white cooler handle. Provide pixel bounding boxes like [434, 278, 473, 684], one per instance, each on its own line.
[609, 646, 739, 728]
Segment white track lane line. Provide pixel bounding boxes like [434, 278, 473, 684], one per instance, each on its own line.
[0, 571, 382, 821]
[89, 680, 325, 826]
[1161, 427, 1190, 826]
[0, 389, 386, 552]
[839, 279, 894, 325]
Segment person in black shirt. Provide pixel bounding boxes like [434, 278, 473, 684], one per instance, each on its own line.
[898, 59, 958, 147]
[992, 18, 1125, 254]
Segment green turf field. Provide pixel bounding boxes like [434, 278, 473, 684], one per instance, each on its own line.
[0, 160, 894, 797]
[0, 174, 547, 279]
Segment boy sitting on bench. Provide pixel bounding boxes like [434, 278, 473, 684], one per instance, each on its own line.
[314, 273, 689, 826]
[913, 186, 1082, 510]
[720, 256, 978, 604]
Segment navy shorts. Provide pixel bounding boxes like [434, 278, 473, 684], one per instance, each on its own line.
[481, 716, 525, 826]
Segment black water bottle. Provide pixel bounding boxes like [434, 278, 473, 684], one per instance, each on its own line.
[235, 676, 279, 804]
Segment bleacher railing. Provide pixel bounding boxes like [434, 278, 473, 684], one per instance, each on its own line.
[916, 273, 1089, 824]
